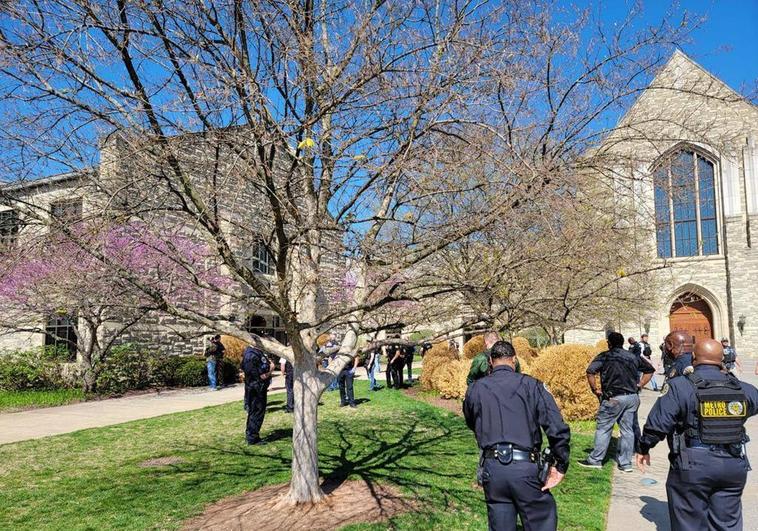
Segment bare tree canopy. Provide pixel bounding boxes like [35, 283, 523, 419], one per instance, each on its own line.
[0, 0, 710, 504]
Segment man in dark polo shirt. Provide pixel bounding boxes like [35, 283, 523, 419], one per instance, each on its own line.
[579, 332, 654, 472]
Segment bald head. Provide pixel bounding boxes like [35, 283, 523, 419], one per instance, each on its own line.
[484, 331, 500, 348]
[693, 339, 725, 367]
[664, 331, 691, 359]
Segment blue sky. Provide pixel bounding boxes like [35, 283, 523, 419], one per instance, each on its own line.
[583, 0, 758, 95]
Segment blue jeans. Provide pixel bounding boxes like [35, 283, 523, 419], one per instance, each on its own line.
[339, 368, 356, 406]
[588, 393, 640, 468]
[207, 358, 217, 389]
[366, 364, 377, 390]
[640, 370, 659, 391]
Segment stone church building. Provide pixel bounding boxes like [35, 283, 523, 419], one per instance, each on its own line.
[566, 50, 758, 358]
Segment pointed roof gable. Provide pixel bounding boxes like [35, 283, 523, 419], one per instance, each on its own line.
[597, 49, 758, 161]
[615, 49, 754, 131]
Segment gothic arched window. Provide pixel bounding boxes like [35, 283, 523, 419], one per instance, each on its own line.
[653, 150, 719, 258]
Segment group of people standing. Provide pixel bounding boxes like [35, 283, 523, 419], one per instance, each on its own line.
[579, 330, 757, 531]
[462, 329, 758, 531]
[234, 334, 428, 446]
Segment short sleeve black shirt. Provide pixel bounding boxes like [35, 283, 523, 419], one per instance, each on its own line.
[587, 347, 654, 400]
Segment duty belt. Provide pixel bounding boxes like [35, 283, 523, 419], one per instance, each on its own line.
[685, 438, 737, 452]
[483, 444, 537, 463]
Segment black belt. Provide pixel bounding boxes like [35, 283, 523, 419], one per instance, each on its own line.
[483, 445, 537, 463]
[686, 440, 737, 452]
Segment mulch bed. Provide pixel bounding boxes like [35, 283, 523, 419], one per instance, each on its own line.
[138, 456, 185, 468]
[183, 479, 414, 531]
[403, 386, 463, 417]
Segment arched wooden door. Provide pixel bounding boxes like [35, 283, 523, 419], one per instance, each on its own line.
[669, 293, 713, 346]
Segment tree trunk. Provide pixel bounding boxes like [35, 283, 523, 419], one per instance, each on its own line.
[80, 352, 96, 393]
[282, 363, 326, 504]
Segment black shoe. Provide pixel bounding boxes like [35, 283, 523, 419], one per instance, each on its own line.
[247, 438, 267, 446]
[339, 403, 348, 407]
[618, 465, 634, 473]
[349, 404, 357, 409]
[284, 408, 294, 413]
[577, 459, 602, 469]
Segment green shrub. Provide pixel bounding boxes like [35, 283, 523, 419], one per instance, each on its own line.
[174, 357, 208, 387]
[0, 348, 67, 391]
[408, 329, 433, 342]
[95, 345, 151, 395]
[147, 355, 186, 387]
[221, 358, 239, 384]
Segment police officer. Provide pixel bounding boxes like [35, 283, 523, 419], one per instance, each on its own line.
[463, 341, 571, 531]
[404, 343, 416, 384]
[389, 344, 405, 389]
[721, 338, 741, 374]
[280, 357, 294, 413]
[636, 338, 758, 531]
[242, 345, 273, 445]
[664, 331, 694, 380]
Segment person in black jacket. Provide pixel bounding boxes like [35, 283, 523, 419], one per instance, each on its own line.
[241, 346, 272, 445]
[389, 344, 406, 389]
[463, 341, 571, 531]
[404, 344, 416, 384]
[280, 357, 294, 413]
[580, 332, 654, 472]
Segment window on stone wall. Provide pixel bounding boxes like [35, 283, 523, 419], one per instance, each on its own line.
[243, 314, 288, 345]
[247, 240, 274, 275]
[0, 209, 21, 248]
[44, 313, 78, 361]
[51, 198, 83, 224]
[653, 150, 719, 258]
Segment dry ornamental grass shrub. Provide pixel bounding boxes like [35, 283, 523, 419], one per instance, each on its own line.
[317, 334, 331, 347]
[512, 336, 538, 363]
[420, 342, 457, 391]
[463, 335, 486, 359]
[434, 359, 471, 399]
[220, 335, 249, 365]
[529, 344, 601, 421]
[518, 355, 532, 375]
[595, 338, 608, 351]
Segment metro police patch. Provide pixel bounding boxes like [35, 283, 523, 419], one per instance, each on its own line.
[660, 383, 670, 396]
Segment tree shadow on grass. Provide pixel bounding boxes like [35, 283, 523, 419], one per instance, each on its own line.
[317, 411, 478, 513]
[171, 407, 478, 517]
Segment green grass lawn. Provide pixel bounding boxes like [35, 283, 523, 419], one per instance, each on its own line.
[0, 388, 85, 412]
[0, 381, 612, 530]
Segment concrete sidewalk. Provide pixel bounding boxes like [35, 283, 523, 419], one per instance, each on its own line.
[0, 362, 418, 446]
[606, 360, 758, 530]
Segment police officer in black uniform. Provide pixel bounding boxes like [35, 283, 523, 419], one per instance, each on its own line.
[242, 345, 273, 445]
[404, 343, 416, 384]
[636, 338, 758, 531]
[664, 331, 694, 381]
[280, 357, 294, 413]
[463, 341, 571, 531]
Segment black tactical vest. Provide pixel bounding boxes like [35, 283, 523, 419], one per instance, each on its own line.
[687, 373, 747, 444]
